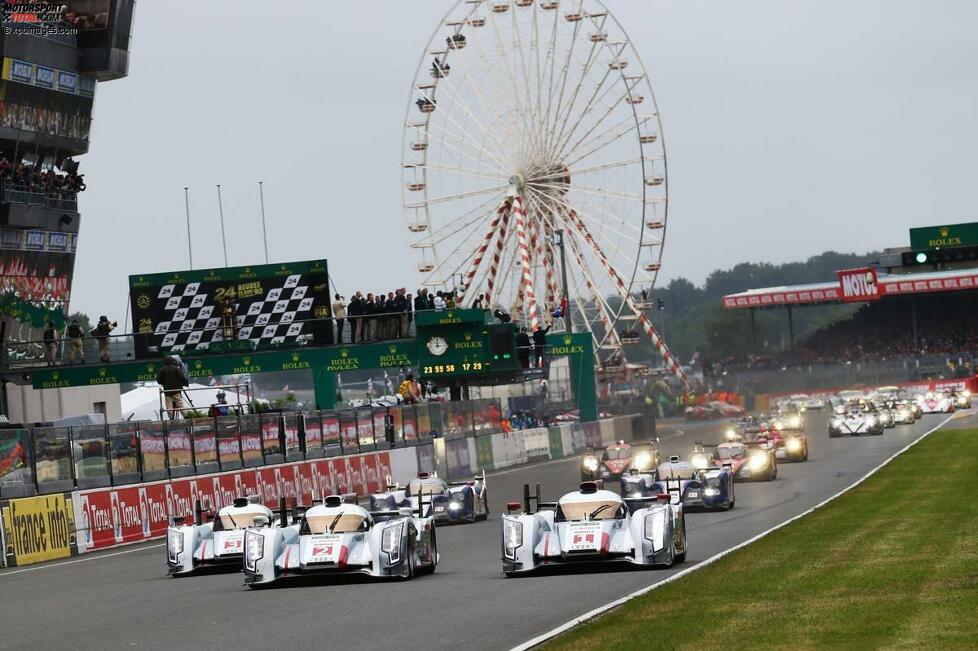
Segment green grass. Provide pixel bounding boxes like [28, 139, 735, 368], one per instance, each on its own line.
[545, 427, 978, 650]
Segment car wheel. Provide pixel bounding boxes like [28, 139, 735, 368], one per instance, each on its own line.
[417, 530, 437, 575]
[674, 521, 687, 564]
[828, 430, 839, 438]
[479, 491, 489, 520]
[504, 571, 518, 578]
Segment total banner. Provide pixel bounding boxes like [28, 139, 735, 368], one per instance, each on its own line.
[73, 450, 392, 554]
[1, 492, 77, 566]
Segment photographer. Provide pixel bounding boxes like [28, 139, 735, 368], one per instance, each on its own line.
[91, 315, 117, 363]
[67, 318, 85, 364]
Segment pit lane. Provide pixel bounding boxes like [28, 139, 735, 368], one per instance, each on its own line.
[0, 412, 952, 650]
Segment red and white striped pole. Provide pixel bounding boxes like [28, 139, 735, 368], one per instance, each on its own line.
[512, 195, 541, 332]
[458, 199, 511, 302]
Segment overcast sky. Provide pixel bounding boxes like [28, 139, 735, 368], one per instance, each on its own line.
[72, 0, 978, 324]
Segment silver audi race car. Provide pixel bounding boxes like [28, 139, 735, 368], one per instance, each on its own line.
[501, 481, 687, 576]
[243, 495, 437, 587]
[167, 497, 278, 576]
[621, 455, 736, 511]
[829, 404, 884, 437]
[369, 471, 488, 524]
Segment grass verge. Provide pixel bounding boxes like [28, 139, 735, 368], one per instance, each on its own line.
[544, 427, 978, 650]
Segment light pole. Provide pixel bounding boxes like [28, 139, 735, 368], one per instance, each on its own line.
[216, 184, 228, 267]
[554, 229, 572, 332]
[258, 181, 269, 264]
[183, 187, 193, 269]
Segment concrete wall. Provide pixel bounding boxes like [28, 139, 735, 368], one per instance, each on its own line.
[3, 383, 122, 424]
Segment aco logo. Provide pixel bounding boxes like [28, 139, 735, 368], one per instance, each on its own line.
[136, 295, 151, 309]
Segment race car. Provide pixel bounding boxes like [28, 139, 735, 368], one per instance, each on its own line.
[621, 455, 735, 511]
[167, 497, 278, 576]
[501, 481, 686, 576]
[917, 391, 955, 414]
[704, 440, 777, 482]
[771, 407, 804, 432]
[581, 441, 659, 481]
[872, 401, 896, 429]
[722, 415, 767, 441]
[888, 400, 916, 424]
[785, 393, 825, 412]
[775, 431, 808, 462]
[369, 471, 488, 524]
[243, 494, 437, 587]
[950, 389, 971, 409]
[829, 405, 884, 437]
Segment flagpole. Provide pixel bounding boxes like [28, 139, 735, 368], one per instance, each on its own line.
[258, 181, 269, 264]
[216, 184, 228, 267]
[184, 187, 193, 269]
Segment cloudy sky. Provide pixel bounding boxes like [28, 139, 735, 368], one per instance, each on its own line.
[72, 0, 978, 323]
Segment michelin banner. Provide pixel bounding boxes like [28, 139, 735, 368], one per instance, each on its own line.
[1, 492, 77, 567]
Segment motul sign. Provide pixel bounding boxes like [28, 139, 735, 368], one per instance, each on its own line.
[836, 267, 879, 302]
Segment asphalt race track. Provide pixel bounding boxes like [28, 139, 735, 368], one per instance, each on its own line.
[0, 412, 952, 650]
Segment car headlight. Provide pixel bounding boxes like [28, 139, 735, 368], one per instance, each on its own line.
[958, 397, 967, 405]
[582, 456, 599, 472]
[786, 438, 802, 452]
[381, 522, 403, 563]
[502, 519, 523, 559]
[724, 428, 738, 440]
[633, 451, 651, 470]
[644, 510, 666, 551]
[167, 529, 183, 556]
[691, 454, 708, 470]
[963, 390, 971, 398]
[789, 416, 801, 428]
[244, 531, 263, 571]
[749, 451, 768, 471]
[703, 487, 719, 497]
[448, 502, 462, 511]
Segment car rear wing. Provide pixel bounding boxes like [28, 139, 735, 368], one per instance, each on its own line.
[448, 469, 486, 487]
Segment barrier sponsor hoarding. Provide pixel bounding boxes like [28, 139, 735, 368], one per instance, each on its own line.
[2, 492, 76, 566]
[522, 428, 551, 461]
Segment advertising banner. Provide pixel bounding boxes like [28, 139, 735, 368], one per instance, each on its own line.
[1, 493, 76, 566]
[836, 267, 879, 303]
[547, 426, 564, 459]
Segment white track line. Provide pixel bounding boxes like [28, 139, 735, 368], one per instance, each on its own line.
[510, 415, 953, 651]
[0, 543, 166, 577]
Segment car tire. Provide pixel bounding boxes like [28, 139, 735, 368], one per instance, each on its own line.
[674, 524, 687, 564]
[417, 530, 437, 576]
[479, 491, 489, 520]
[828, 430, 839, 438]
[803, 445, 809, 461]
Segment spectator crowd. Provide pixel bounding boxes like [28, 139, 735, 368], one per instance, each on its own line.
[0, 157, 86, 194]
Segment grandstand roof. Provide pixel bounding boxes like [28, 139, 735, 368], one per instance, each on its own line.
[722, 267, 978, 309]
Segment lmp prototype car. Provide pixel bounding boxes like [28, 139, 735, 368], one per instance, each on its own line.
[369, 471, 488, 524]
[829, 405, 884, 437]
[703, 440, 778, 482]
[501, 481, 686, 576]
[952, 389, 972, 409]
[621, 455, 735, 511]
[917, 391, 955, 414]
[581, 441, 659, 481]
[771, 407, 804, 432]
[888, 399, 916, 424]
[167, 497, 278, 576]
[243, 495, 437, 587]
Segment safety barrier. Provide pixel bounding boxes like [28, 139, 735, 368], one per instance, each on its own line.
[0, 414, 645, 567]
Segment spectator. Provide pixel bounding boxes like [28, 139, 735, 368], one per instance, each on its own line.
[398, 373, 420, 404]
[516, 327, 531, 369]
[532, 323, 552, 368]
[365, 293, 377, 341]
[348, 292, 364, 343]
[156, 356, 188, 420]
[394, 288, 409, 339]
[67, 318, 84, 363]
[414, 289, 428, 313]
[332, 293, 346, 343]
[90, 316, 116, 362]
[42, 321, 57, 365]
[433, 292, 447, 310]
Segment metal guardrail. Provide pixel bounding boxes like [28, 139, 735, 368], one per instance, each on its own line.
[0, 181, 78, 211]
[0, 398, 506, 498]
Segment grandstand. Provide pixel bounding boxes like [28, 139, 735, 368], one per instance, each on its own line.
[0, 1, 134, 414]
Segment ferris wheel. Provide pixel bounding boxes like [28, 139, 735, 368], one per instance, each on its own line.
[401, 0, 686, 384]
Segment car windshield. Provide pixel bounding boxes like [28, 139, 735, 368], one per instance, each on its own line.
[603, 447, 629, 461]
[658, 463, 696, 479]
[217, 508, 269, 530]
[557, 499, 622, 521]
[407, 479, 446, 497]
[305, 512, 368, 534]
[715, 445, 745, 459]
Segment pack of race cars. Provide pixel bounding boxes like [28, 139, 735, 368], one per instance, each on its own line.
[164, 385, 966, 587]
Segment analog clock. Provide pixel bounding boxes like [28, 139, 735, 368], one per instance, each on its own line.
[426, 336, 449, 356]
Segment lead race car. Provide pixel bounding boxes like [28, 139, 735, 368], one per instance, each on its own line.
[243, 494, 437, 587]
[369, 471, 488, 524]
[501, 481, 686, 576]
[167, 497, 279, 576]
[829, 404, 884, 437]
[622, 454, 735, 511]
[916, 391, 955, 414]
